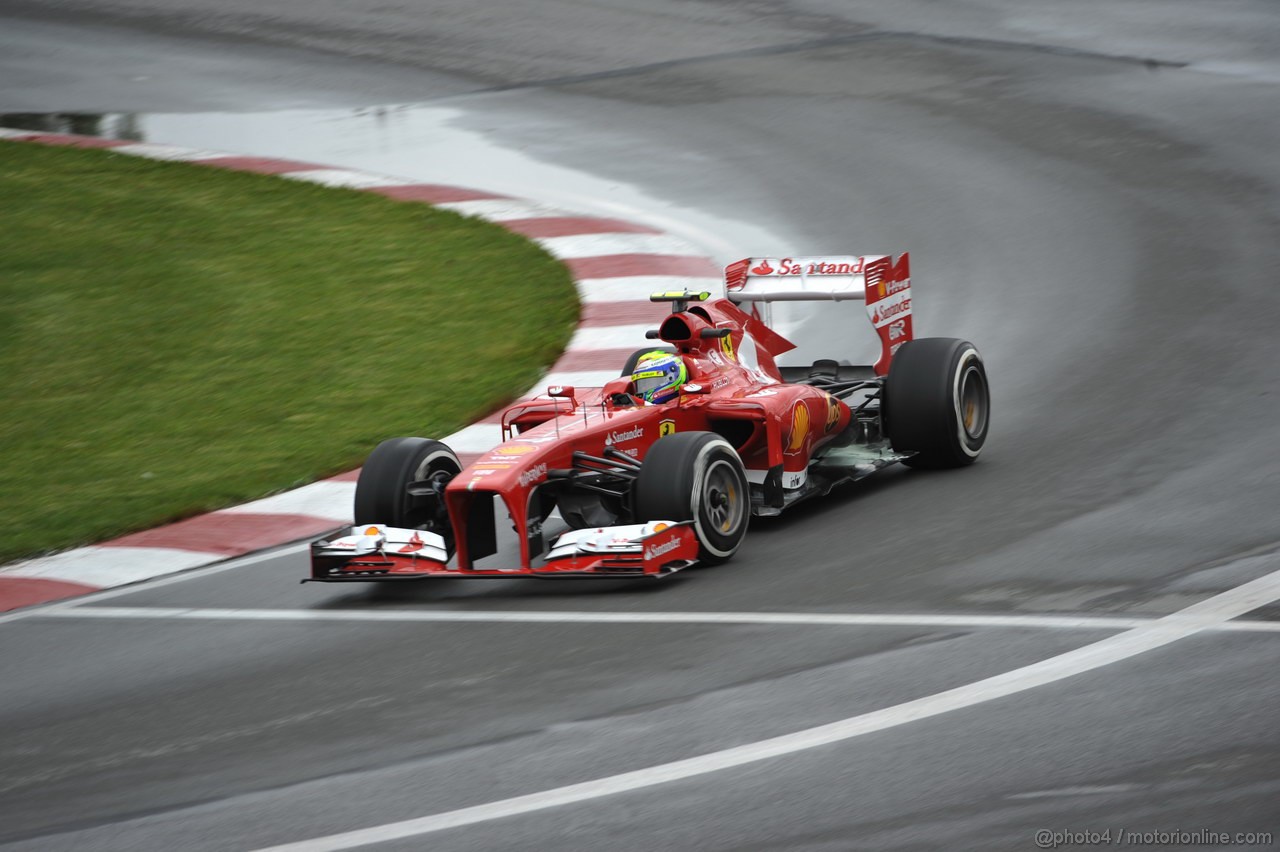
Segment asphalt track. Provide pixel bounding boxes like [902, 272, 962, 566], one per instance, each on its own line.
[3, 2, 1280, 849]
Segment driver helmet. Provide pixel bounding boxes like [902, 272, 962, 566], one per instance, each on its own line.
[631, 351, 687, 404]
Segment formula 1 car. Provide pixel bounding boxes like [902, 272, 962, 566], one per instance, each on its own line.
[309, 254, 989, 582]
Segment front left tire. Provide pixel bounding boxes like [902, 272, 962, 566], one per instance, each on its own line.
[354, 437, 461, 553]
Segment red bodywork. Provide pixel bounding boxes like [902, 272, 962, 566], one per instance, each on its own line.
[313, 297, 856, 581]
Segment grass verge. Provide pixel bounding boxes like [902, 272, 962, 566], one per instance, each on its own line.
[0, 140, 578, 564]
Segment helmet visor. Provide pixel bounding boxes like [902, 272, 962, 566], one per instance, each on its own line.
[632, 369, 671, 399]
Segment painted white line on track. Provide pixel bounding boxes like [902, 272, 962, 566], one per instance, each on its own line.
[252, 558, 1280, 851]
[33, 605, 1280, 634]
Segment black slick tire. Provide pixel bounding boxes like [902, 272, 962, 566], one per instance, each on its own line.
[633, 432, 750, 564]
[883, 338, 990, 468]
[353, 437, 461, 548]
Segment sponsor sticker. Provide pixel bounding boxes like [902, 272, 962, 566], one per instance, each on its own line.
[749, 257, 865, 276]
[494, 443, 537, 456]
[825, 393, 842, 433]
[782, 469, 808, 489]
[605, 426, 644, 445]
[786, 402, 810, 453]
[720, 332, 736, 360]
[518, 463, 548, 487]
[644, 534, 683, 561]
[659, 419, 677, 437]
[397, 533, 426, 554]
[868, 291, 911, 327]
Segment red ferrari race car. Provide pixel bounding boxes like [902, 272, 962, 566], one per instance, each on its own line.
[309, 253, 990, 582]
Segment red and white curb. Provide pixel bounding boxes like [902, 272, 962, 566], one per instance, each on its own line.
[0, 127, 722, 612]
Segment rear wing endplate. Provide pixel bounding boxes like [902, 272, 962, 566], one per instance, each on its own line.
[724, 254, 913, 374]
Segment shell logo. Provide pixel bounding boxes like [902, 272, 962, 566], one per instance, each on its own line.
[786, 402, 810, 453]
[494, 443, 537, 456]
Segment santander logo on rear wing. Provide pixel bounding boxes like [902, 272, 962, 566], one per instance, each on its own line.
[724, 254, 913, 375]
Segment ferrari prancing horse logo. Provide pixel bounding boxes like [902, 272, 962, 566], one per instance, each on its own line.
[659, 420, 677, 437]
[719, 332, 735, 361]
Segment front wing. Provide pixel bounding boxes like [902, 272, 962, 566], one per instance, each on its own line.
[308, 522, 699, 581]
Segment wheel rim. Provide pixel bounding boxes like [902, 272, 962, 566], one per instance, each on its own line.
[703, 459, 746, 536]
[403, 453, 459, 531]
[958, 363, 989, 441]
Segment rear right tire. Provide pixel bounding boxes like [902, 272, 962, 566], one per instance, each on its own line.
[883, 338, 990, 468]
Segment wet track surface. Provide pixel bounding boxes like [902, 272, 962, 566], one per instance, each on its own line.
[3, 2, 1280, 849]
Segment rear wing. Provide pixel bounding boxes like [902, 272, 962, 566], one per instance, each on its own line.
[724, 254, 913, 375]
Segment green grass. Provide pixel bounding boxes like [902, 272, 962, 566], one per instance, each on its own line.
[0, 141, 579, 564]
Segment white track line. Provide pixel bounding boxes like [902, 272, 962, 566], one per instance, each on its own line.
[252, 559, 1280, 851]
[34, 606, 1280, 633]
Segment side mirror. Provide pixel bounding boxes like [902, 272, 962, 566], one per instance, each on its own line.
[547, 385, 577, 405]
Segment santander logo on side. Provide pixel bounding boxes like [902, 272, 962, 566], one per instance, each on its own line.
[644, 535, 683, 561]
